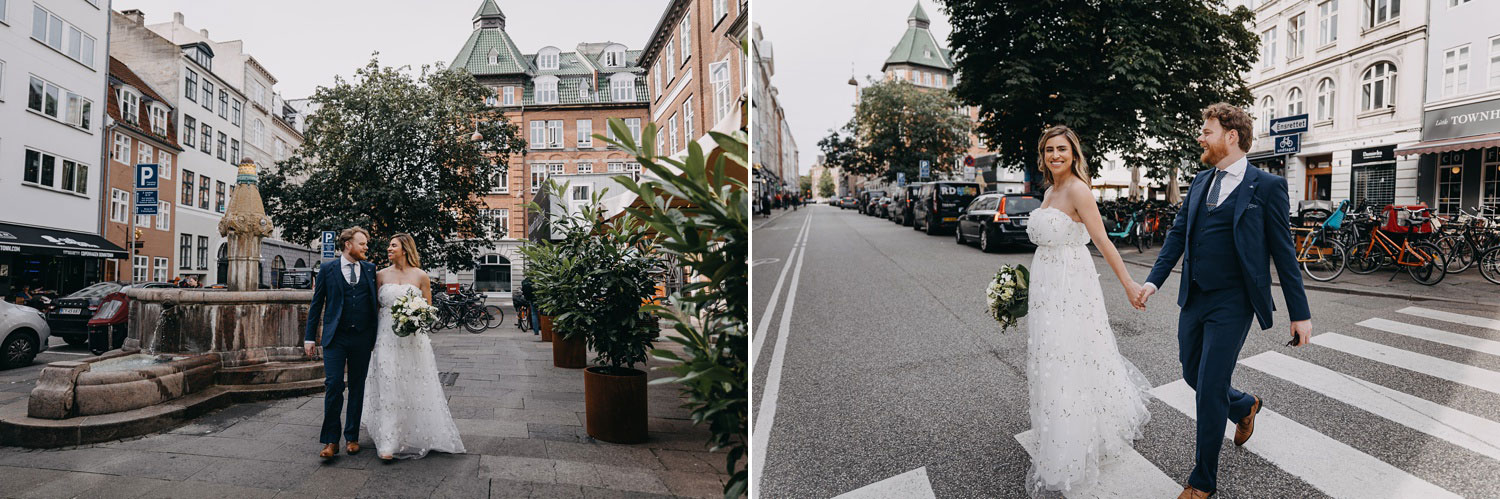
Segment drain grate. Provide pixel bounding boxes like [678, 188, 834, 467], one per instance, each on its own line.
[438, 372, 459, 386]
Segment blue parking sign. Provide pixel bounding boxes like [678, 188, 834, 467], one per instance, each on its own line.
[135, 190, 158, 215]
[321, 231, 337, 258]
[136, 164, 158, 189]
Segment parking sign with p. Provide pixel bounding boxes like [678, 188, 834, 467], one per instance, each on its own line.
[136, 164, 158, 189]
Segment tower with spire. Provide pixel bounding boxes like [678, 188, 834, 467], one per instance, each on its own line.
[881, 2, 956, 89]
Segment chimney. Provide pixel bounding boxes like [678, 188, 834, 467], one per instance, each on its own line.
[121, 9, 145, 25]
[173, 12, 184, 24]
[200, 29, 210, 39]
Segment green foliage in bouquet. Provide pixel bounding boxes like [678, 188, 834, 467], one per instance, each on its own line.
[987, 264, 1030, 332]
[600, 118, 748, 498]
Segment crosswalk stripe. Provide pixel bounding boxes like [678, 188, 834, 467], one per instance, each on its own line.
[1398, 306, 1500, 331]
[1358, 318, 1500, 356]
[1151, 380, 1460, 499]
[831, 467, 938, 499]
[1241, 351, 1500, 461]
[1312, 333, 1500, 395]
[1014, 429, 1183, 498]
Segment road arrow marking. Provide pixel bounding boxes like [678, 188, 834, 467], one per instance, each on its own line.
[831, 467, 937, 499]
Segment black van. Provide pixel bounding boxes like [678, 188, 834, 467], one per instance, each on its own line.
[912, 181, 981, 235]
[857, 190, 886, 215]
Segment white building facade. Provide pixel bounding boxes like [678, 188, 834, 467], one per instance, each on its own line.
[1241, 0, 1428, 211]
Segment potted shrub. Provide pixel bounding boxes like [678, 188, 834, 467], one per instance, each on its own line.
[518, 241, 563, 342]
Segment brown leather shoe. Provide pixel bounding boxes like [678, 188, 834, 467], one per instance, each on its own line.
[319, 443, 337, 458]
[345, 441, 360, 454]
[1234, 395, 1263, 446]
[1177, 485, 1213, 498]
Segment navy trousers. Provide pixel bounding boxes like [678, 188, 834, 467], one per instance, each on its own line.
[1179, 283, 1259, 493]
[320, 329, 372, 444]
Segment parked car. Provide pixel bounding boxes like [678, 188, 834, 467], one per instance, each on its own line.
[874, 196, 893, 218]
[83, 282, 176, 354]
[2, 300, 50, 369]
[858, 190, 886, 215]
[47, 281, 173, 348]
[890, 183, 926, 226]
[912, 181, 982, 235]
[955, 193, 1044, 252]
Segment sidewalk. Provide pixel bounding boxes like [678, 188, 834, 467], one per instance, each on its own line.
[0, 322, 729, 498]
[1097, 242, 1500, 307]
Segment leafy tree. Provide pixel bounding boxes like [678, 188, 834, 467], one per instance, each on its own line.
[261, 56, 525, 270]
[942, 0, 1258, 182]
[817, 171, 836, 198]
[799, 175, 812, 196]
[832, 80, 972, 183]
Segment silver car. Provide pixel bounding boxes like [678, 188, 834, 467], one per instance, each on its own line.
[1, 300, 50, 369]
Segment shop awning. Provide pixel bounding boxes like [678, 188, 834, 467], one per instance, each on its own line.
[0, 223, 128, 258]
[1395, 131, 1500, 157]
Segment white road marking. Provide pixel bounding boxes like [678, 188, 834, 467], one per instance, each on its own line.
[1241, 351, 1500, 461]
[1014, 429, 1182, 498]
[751, 214, 811, 364]
[1358, 318, 1500, 356]
[751, 212, 812, 498]
[1152, 380, 1460, 499]
[1312, 333, 1500, 395]
[1398, 306, 1500, 331]
[830, 467, 938, 499]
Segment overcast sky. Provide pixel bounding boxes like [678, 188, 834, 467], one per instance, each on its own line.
[755, 0, 953, 175]
[111, 0, 671, 99]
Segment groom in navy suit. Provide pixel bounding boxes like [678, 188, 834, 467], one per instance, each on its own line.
[303, 226, 380, 459]
[1137, 103, 1313, 499]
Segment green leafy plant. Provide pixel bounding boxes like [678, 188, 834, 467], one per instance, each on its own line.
[517, 237, 564, 318]
[601, 118, 748, 498]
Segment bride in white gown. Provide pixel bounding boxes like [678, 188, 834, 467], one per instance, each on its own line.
[1023, 126, 1152, 494]
[364, 234, 466, 461]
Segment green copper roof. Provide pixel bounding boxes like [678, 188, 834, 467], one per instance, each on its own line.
[451, 27, 533, 76]
[908, 2, 929, 23]
[473, 0, 503, 20]
[883, 23, 953, 72]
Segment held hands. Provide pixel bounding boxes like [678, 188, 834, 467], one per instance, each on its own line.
[1288, 320, 1312, 347]
[1124, 281, 1147, 310]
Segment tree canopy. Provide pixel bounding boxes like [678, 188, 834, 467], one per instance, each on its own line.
[819, 79, 973, 183]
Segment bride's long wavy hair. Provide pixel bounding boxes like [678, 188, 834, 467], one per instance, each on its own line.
[1036, 126, 1091, 187]
[391, 233, 421, 269]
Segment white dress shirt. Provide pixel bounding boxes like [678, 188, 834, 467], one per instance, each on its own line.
[307, 254, 362, 346]
[1144, 156, 1249, 293]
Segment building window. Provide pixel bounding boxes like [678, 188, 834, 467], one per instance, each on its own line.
[577, 161, 593, 173]
[654, 66, 663, 98]
[1363, 0, 1399, 27]
[572, 185, 591, 201]
[182, 170, 195, 207]
[151, 105, 168, 136]
[250, 120, 264, 148]
[577, 119, 593, 147]
[218, 90, 228, 118]
[231, 139, 240, 164]
[1285, 87, 1303, 116]
[529, 121, 545, 149]
[608, 161, 626, 173]
[133, 256, 149, 283]
[1319, 1, 1339, 46]
[1261, 27, 1277, 69]
[536, 78, 558, 104]
[680, 12, 692, 61]
[157, 202, 171, 230]
[666, 44, 676, 80]
[611, 74, 636, 101]
[110, 189, 129, 223]
[1443, 45, 1470, 97]
[184, 115, 196, 147]
[549, 163, 565, 177]
[202, 81, 213, 111]
[119, 89, 139, 124]
[604, 47, 625, 67]
[538, 48, 559, 70]
[159, 151, 172, 179]
[714, 0, 728, 22]
[24, 149, 83, 194]
[669, 115, 680, 154]
[1288, 14, 1305, 60]
[154, 257, 169, 282]
[683, 96, 695, 142]
[1360, 61, 1396, 111]
[197, 236, 208, 270]
[494, 167, 509, 194]
[625, 118, 642, 143]
[711, 61, 732, 122]
[503, 86, 515, 105]
[1437, 152, 1464, 215]
[232, 99, 242, 126]
[201, 124, 213, 153]
[546, 120, 563, 148]
[1483, 148, 1500, 212]
[27, 76, 64, 119]
[180, 234, 192, 269]
[216, 181, 227, 212]
[65, 92, 91, 129]
[274, 139, 287, 160]
[139, 143, 154, 166]
[112, 133, 131, 162]
[185, 70, 198, 102]
[198, 174, 210, 209]
[1491, 37, 1500, 89]
[1260, 96, 1276, 134]
[531, 164, 546, 192]
[31, 6, 94, 66]
[62, 159, 85, 195]
[487, 48, 499, 65]
[217, 132, 227, 161]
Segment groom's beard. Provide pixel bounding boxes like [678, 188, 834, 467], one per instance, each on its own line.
[1200, 142, 1226, 166]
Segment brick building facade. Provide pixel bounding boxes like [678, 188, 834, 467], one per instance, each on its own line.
[102, 57, 182, 283]
[640, 0, 750, 157]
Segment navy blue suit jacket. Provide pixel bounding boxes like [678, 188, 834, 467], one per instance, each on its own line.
[1145, 164, 1312, 330]
[303, 258, 379, 346]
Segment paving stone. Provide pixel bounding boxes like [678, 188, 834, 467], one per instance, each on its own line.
[187, 458, 315, 490]
[456, 418, 530, 438]
[431, 474, 493, 499]
[92, 451, 229, 480]
[580, 487, 678, 499]
[652, 449, 722, 474]
[546, 440, 663, 470]
[290, 466, 369, 497]
[11, 469, 114, 499]
[466, 435, 550, 459]
[0, 447, 133, 473]
[479, 454, 558, 483]
[657, 470, 728, 498]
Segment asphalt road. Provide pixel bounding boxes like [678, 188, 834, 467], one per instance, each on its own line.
[750, 204, 1500, 499]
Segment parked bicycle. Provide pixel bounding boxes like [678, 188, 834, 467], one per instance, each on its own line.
[1346, 205, 1446, 285]
[1433, 206, 1500, 274]
[433, 289, 489, 333]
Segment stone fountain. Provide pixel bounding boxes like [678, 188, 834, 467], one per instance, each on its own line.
[0, 159, 325, 448]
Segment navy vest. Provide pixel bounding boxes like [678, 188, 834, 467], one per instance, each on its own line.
[338, 268, 374, 335]
[1190, 182, 1246, 291]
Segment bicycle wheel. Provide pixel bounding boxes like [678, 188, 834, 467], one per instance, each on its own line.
[1479, 246, 1500, 285]
[1407, 242, 1447, 286]
[1434, 235, 1473, 273]
[1301, 240, 1347, 282]
[1347, 242, 1381, 274]
[462, 307, 489, 333]
[484, 305, 506, 330]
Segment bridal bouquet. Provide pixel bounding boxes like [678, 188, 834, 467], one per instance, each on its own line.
[390, 293, 438, 337]
[986, 264, 1030, 333]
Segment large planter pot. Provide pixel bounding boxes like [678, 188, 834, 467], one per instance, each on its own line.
[583, 366, 647, 444]
[539, 315, 555, 342]
[552, 331, 587, 369]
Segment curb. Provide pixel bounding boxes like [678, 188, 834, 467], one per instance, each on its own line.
[1092, 247, 1498, 308]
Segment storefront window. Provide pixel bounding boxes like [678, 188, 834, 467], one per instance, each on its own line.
[475, 254, 511, 293]
[1437, 151, 1464, 215]
[1353, 164, 1396, 208]
[1483, 147, 1500, 212]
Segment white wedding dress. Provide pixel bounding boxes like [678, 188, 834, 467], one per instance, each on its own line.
[1023, 207, 1152, 494]
[362, 283, 466, 459]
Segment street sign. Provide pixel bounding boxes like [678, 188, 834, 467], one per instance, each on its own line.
[897, 172, 907, 187]
[1269, 114, 1309, 136]
[1274, 133, 1301, 155]
[321, 230, 337, 259]
[134, 190, 158, 215]
[135, 164, 159, 189]
[964, 166, 976, 179]
[919, 160, 931, 180]
[963, 155, 975, 167]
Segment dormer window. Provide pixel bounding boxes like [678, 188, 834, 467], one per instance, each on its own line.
[535, 76, 559, 104]
[117, 87, 140, 125]
[604, 45, 627, 67]
[610, 73, 637, 101]
[579, 81, 591, 101]
[538, 47, 561, 70]
[925, 49, 932, 58]
[488, 48, 500, 65]
[150, 105, 169, 136]
[183, 44, 213, 71]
